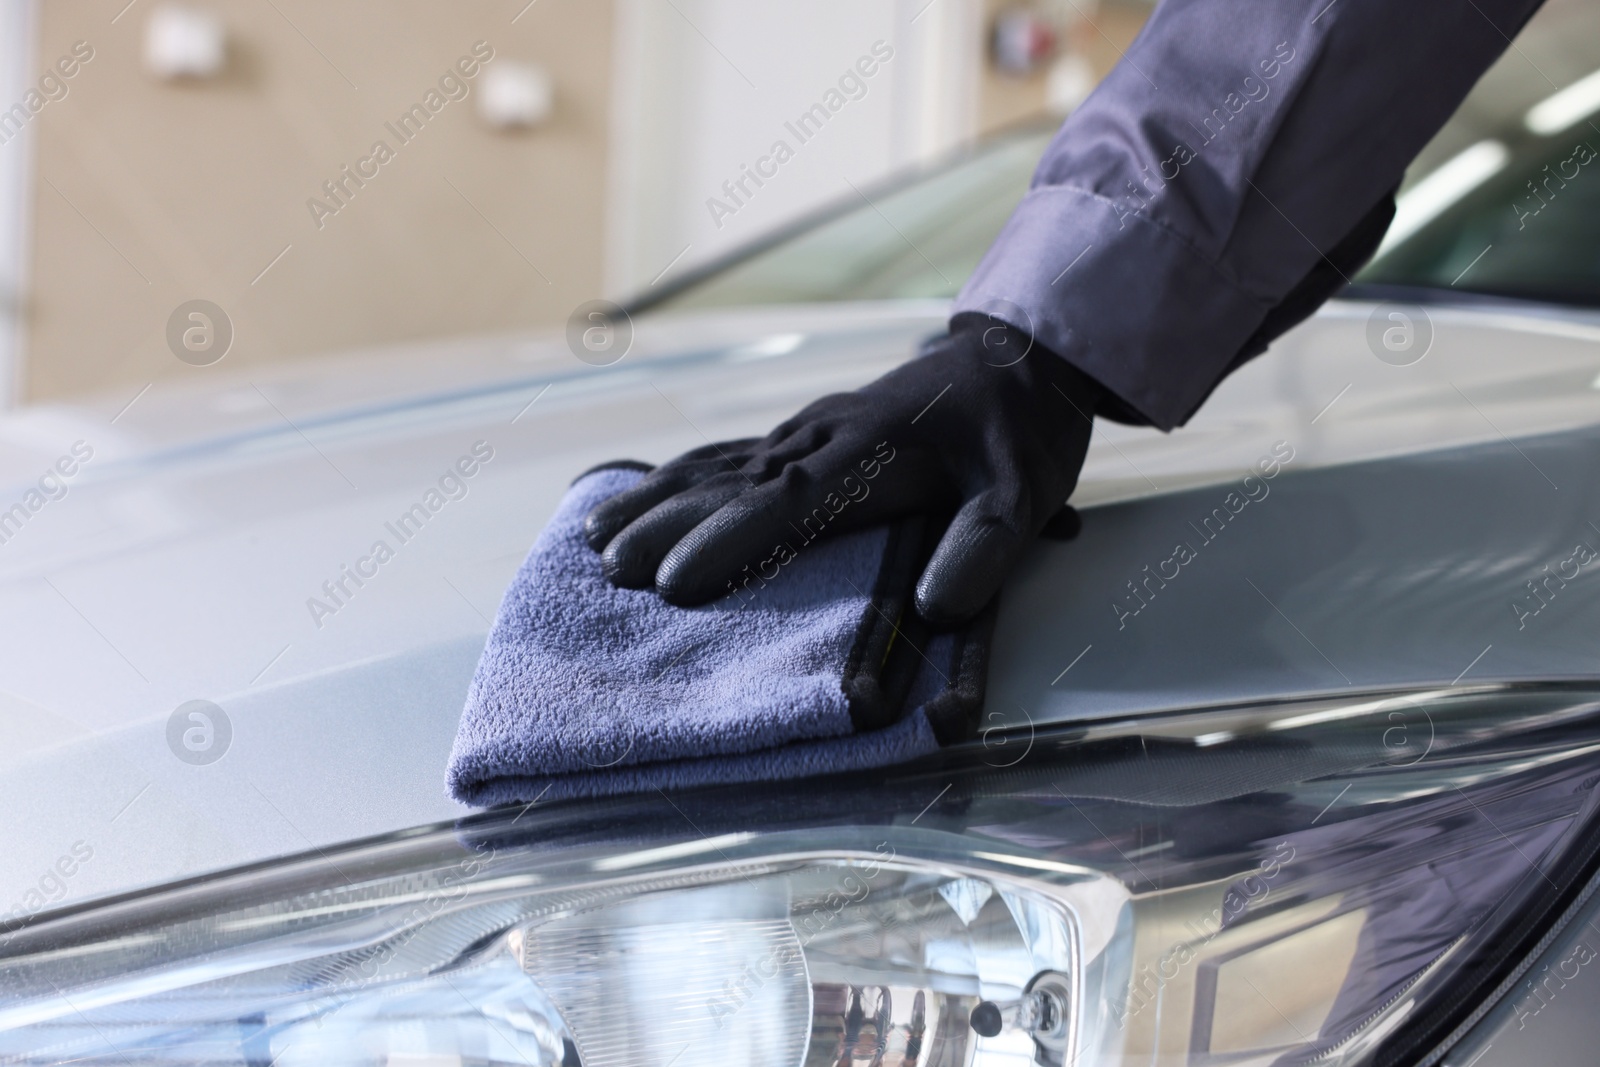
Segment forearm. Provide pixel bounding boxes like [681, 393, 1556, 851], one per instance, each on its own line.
[956, 0, 1546, 429]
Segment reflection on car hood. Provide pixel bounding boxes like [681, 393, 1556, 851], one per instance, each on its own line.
[2, 297, 1600, 911]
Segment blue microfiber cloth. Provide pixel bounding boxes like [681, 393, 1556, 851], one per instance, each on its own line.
[448, 465, 994, 804]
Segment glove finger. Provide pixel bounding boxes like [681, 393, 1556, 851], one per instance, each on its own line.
[583, 440, 759, 550]
[600, 473, 751, 588]
[914, 489, 1036, 628]
[654, 455, 915, 606]
[584, 471, 698, 551]
[1038, 504, 1082, 541]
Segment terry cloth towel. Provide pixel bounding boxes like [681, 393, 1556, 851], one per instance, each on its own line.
[448, 464, 995, 805]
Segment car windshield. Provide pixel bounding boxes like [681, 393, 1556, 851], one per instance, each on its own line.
[645, 82, 1600, 313]
[1358, 118, 1600, 304]
[641, 129, 1051, 311]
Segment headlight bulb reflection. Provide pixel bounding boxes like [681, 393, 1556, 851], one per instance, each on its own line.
[970, 971, 1072, 1053]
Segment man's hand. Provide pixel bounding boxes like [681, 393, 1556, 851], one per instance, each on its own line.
[583, 316, 1103, 627]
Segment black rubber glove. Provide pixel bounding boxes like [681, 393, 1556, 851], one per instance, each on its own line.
[584, 316, 1104, 627]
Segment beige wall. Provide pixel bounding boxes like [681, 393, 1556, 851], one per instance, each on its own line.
[25, 0, 612, 402]
[977, 0, 1150, 133]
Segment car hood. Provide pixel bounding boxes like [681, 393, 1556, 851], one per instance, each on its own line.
[4, 296, 1600, 912]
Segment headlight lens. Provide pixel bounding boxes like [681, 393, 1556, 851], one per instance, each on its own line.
[0, 847, 1103, 1067]
[4, 685, 1600, 1067]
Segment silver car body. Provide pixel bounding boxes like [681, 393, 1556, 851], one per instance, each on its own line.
[3, 295, 1599, 919]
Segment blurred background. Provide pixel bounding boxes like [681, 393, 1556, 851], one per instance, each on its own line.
[0, 0, 1138, 405]
[0, 0, 1595, 406]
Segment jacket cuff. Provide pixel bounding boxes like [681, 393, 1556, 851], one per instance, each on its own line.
[952, 185, 1273, 431]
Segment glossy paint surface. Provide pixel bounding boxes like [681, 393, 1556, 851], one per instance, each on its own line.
[2, 296, 1599, 908]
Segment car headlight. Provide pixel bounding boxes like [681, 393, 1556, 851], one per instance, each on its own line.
[4, 684, 1600, 1067]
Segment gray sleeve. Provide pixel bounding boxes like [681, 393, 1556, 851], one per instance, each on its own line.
[953, 0, 1546, 429]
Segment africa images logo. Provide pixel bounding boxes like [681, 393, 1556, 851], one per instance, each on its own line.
[306, 42, 495, 230]
[704, 40, 895, 230]
[1112, 441, 1295, 630]
[0, 441, 94, 547]
[306, 442, 494, 629]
